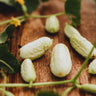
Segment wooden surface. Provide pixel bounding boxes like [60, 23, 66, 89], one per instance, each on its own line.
[0, 0, 96, 96]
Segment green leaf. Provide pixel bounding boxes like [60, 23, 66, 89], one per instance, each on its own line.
[0, 44, 20, 74]
[25, 0, 49, 13]
[36, 90, 59, 96]
[23, 0, 40, 13]
[0, 0, 49, 13]
[65, 0, 81, 26]
[0, 24, 15, 44]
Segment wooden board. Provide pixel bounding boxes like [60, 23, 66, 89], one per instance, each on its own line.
[0, 0, 96, 96]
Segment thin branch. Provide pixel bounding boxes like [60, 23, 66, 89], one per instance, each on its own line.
[0, 79, 73, 87]
[62, 86, 75, 96]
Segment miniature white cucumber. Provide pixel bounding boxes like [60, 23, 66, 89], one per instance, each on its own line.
[64, 23, 80, 38]
[20, 37, 53, 60]
[79, 84, 96, 94]
[21, 59, 36, 82]
[88, 59, 96, 74]
[70, 34, 96, 58]
[45, 16, 60, 33]
[50, 43, 72, 77]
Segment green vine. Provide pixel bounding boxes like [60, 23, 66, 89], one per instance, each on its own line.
[0, 12, 65, 26]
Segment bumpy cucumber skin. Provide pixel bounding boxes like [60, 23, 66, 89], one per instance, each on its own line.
[20, 37, 53, 60]
[80, 84, 96, 94]
[21, 59, 36, 82]
[88, 59, 96, 74]
[70, 34, 96, 58]
[64, 24, 80, 38]
[45, 16, 60, 33]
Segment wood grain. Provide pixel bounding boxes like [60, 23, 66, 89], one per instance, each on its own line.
[0, 0, 96, 96]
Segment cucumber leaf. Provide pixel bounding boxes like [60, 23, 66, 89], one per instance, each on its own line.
[65, 0, 81, 26]
[23, 0, 49, 13]
[0, 44, 20, 74]
[0, 24, 15, 44]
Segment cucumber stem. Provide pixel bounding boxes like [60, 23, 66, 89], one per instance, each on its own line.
[29, 81, 33, 88]
[0, 79, 73, 88]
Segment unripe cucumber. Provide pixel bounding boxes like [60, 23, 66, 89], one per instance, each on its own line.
[21, 59, 36, 82]
[64, 23, 80, 38]
[20, 37, 53, 60]
[45, 16, 60, 33]
[79, 84, 96, 94]
[88, 59, 96, 74]
[50, 43, 72, 77]
[70, 34, 96, 58]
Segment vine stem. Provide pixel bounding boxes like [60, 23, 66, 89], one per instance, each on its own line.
[0, 60, 15, 73]
[73, 40, 96, 81]
[22, 5, 28, 18]
[62, 86, 75, 96]
[0, 79, 73, 88]
[29, 81, 33, 88]
[0, 70, 7, 84]
[28, 12, 65, 18]
[0, 12, 65, 26]
[0, 16, 24, 26]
